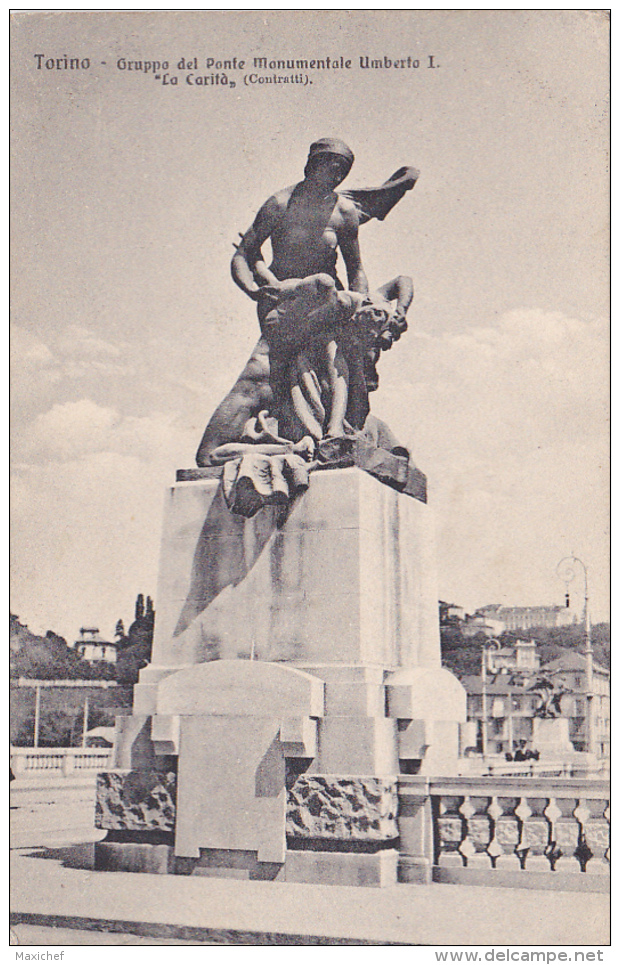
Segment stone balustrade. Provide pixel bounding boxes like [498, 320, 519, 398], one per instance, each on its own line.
[11, 747, 113, 777]
[398, 775, 610, 892]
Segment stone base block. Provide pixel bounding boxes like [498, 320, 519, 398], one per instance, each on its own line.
[323, 681, 385, 717]
[398, 856, 432, 884]
[94, 841, 174, 875]
[95, 770, 176, 832]
[112, 717, 178, 769]
[287, 776, 398, 841]
[532, 717, 574, 757]
[295, 664, 386, 717]
[386, 667, 466, 721]
[133, 666, 186, 716]
[149, 468, 440, 671]
[156, 659, 324, 718]
[285, 848, 398, 887]
[295, 664, 385, 683]
[398, 720, 462, 776]
[174, 714, 286, 861]
[179, 849, 284, 881]
[433, 865, 610, 894]
[310, 717, 399, 774]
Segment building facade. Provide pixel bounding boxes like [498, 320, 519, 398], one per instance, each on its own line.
[460, 615, 506, 638]
[540, 651, 610, 757]
[74, 627, 117, 664]
[476, 604, 577, 632]
[487, 638, 540, 674]
[461, 646, 609, 759]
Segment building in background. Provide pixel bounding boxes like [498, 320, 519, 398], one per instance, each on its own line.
[487, 638, 540, 674]
[439, 601, 506, 637]
[460, 615, 506, 638]
[461, 644, 609, 760]
[74, 627, 117, 664]
[476, 604, 577, 632]
[540, 651, 610, 757]
[439, 601, 466, 625]
[461, 675, 539, 755]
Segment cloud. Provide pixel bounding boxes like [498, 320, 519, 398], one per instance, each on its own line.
[10, 320, 212, 438]
[375, 307, 609, 618]
[379, 307, 608, 462]
[16, 398, 196, 466]
[10, 305, 609, 640]
[11, 399, 198, 641]
[21, 399, 119, 460]
[10, 451, 168, 642]
[11, 323, 133, 400]
[10, 325, 56, 369]
[54, 325, 124, 359]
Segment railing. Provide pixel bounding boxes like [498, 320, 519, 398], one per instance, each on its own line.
[398, 775, 610, 892]
[12, 678, 118, 688]
[460, 759, 577, 778]
[486, 763, 573, 777]
[10, 747, 113, 777]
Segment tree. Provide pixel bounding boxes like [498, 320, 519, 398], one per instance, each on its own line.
[440, 625, 487, 678]
[115, 593, 156, 686]
[114, 619, 125, 639]
[440, 621, 611, 680]
[10, 615, 91, 680]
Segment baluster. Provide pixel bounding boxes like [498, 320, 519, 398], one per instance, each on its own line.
[513, 797, 532, 868]
[490, 796, 521, 871]
[518, 795, 551, 871]
[573, 799, 593, 871]
[459, 796, 493, 869]
[436, 795, 466, 868]
[604, 803, 610, 866]
[582, 798, 610, 875]
[544, 797, 580, 873]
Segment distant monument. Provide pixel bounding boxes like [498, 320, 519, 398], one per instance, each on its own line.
[95, 139, 466, 887]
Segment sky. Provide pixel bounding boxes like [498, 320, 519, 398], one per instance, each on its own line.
[10, 10, 610, 642]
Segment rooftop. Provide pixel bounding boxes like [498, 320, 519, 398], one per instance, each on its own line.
[542, 650, 609, 676]
[460, 675, 532, 696]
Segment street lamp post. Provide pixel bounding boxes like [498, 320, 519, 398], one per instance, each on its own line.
[33, 684, 41, 748]
[481, 637, 501, 759]
[81, 694, 89, 749]
[556, 555, 595, 756]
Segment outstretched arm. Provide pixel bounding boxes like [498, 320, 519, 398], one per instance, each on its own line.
[374, 275, 414, 351]
[231, 196, 282, 301]
[376, 275, 414, 318]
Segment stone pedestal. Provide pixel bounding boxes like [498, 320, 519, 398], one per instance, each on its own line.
[96, 467, 466, 886]
[532, 717, 574, 758]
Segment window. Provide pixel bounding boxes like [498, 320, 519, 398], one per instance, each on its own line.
[491, 698, 505, 717]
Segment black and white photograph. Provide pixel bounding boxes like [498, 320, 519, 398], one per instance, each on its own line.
[10, 8, 610, 951]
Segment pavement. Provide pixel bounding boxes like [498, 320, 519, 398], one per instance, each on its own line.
[10, 778, 99, 850]
[10, 924, 218, 946]
[10, 781, 611, 947]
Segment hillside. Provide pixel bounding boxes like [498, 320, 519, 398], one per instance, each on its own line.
[441, 622, 610, 679]
[9, 614, 114, 680]
[10, 594, 155, 684]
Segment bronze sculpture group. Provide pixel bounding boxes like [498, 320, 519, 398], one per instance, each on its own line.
[196, 138, 423, 516]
